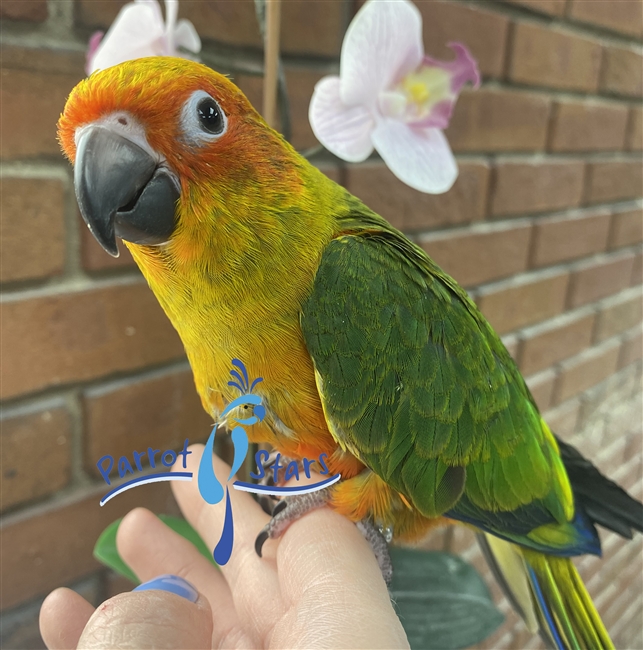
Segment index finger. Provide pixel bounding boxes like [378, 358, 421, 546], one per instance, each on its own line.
[275, 506, 409, 649]
[171, 445, 286, 641]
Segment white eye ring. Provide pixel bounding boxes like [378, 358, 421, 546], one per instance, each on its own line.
[180, 90, 228, 145]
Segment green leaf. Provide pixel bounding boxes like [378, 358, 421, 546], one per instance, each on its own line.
[93, 514, 216, 585]
[389, 548, 504, 650]
[93, 519, 139, 584]
[157, 514, 216, 565]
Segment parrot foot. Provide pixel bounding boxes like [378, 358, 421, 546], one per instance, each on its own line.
[256, 451, 304, 516]
[356, 520, 393, 585]
[254, 488, 330, 557]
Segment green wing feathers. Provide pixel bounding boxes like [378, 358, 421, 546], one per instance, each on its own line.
[301, 225, 573, 526]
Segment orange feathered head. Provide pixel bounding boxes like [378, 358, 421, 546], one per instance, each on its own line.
[58, 57, 301, 257]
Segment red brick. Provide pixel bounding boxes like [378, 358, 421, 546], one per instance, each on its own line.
[555, 340, 621, 402]
[0, 178, 66, 283]
[549, 101, 629, 152]
[631, 252, 643, 286]
[526, 368, 557, 412]
[446, 89, 551, 152]
[610, 208, 643, 249]
[79, 1, 346, 58]
[601, 46, 643, 98]
[0, 483, 179, 610]
[595, 291, 643, 342]
[0, 0, 47, 21]
[627, 107, 643, 152]
[0, 51, 85, 159]
[236, 68, 325, 150]
[501, 334, 520, 361]
[544, 398, 581, 436]
[531, 210, 611, 267]
[1, 44, 86, 74]
[568, 0, 643, 39]
[80, 214, 137, 272]
[419, 222, 532, 287]
[1, 406, 71, 513]
[477, 270, 570, 334]
[520, 311, 596, 375]
[510, 23, 602, 92]
[0, 282, 185, 400]
[619, 327, 643, 369]
[279, 1, 346, 57]
[84, 368, 212, 477]
[505, 0, 567, 15]
[568, 252, 636, 307]
[623, 427, 643, 463]
[345, 161, 489, 231]
[417, 1, 510, 78]
[491, 160, 585, 217]
[585, 161, 643, 204]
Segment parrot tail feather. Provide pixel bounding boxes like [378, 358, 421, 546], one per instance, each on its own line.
[523, 548, 613, 650]
[556, 436, 643, 539]
[478, 534, 614, 650]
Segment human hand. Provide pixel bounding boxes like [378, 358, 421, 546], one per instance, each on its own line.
[40, 445, 410, 649]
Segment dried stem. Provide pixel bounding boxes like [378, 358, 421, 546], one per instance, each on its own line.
[263, 0, 282, 130]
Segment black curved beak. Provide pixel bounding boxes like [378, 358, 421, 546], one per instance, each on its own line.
[74, 126, 179, 257]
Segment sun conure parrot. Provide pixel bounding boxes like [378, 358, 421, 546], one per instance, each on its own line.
[58, 57, 642, 650]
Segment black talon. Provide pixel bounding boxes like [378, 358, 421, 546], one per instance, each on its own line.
[272, 499, 288, 517]
[255, 527, 270, 557]
[258, 495, 276, 516]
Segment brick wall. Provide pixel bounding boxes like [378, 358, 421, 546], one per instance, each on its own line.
[1, 1, 641, 648]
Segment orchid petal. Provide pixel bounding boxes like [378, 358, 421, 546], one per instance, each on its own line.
[174, 19, 201, 54]
[86, 31, 104, 75]
[371, 119, 458, 194]
[136, 0, 164, 26]
[424, 42, 481, 94]
[310, 76, 375, 163]
[164, 0, 178, 36]
[407, 100, 453, 130]
[340, 0, 423, 109]
[88, 1, 165, 73]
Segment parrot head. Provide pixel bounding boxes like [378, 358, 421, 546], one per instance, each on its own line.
[58, 56, 310, 258]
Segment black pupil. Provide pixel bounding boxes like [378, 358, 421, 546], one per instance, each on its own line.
[197, 98, 223, 134]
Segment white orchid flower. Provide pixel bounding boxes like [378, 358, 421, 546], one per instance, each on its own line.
[86, 0, 201, 75]
[309, 0, 480, 194]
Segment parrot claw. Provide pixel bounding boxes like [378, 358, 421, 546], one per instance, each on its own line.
[356, 520, 393, 585]
[254, 488, 331, 557]
[257, 453, 305, 515]
[254, 528, 270, 557]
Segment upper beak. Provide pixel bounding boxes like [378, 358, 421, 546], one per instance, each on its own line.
[74, 126, 179, 257]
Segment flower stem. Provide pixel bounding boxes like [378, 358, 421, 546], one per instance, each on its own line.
[263, 0, 281, 130]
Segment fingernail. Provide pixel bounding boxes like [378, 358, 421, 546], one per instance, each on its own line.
[133, 574, 198, 602]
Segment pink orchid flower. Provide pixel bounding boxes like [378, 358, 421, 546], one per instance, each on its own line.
[309, 0, 480, 194]
[86, 0, 201, 75]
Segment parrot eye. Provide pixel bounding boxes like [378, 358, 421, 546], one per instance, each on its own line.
[197, 98, 224, 135]
[180, 90, 228, 145]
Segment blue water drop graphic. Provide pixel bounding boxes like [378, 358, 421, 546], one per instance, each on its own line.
[231, 358, 249, 390]
[198, 425, 224, 505]
[214, 486, 234, 565]
[228, 426, 249, 481]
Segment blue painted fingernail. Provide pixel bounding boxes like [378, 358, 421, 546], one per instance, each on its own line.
[133, 574, 198, 602]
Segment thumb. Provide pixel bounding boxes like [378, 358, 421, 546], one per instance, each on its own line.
[78, 575, 213, 649]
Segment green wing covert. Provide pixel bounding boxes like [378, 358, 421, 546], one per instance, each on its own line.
[301, 221, 573, 534]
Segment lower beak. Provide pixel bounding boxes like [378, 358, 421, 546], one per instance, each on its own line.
[74, 126, 179, 257]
